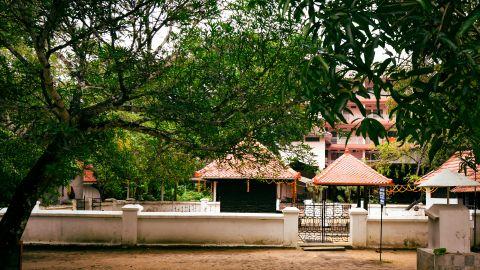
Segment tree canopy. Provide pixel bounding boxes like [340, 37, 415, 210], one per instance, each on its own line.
[0, 0, 315, 264]
[283, 0, 480, 162]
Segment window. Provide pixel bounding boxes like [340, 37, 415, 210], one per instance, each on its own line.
[305, 136, 320, 142]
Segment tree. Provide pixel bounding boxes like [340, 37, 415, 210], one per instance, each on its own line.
[282, 0, 480, 163]
[0, 1, 313, 265]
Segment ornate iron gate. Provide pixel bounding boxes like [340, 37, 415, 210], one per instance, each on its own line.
[298, 202, 351, 243]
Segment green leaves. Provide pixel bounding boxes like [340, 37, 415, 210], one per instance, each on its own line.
[355, 118, 387, 145]
[456, 4, 480, 38]
[284, 0, 480, 164]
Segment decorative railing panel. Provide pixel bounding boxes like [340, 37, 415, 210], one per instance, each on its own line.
[297, 202, 351, 243]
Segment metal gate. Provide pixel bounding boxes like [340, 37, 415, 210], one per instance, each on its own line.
[298, 202, 351, 243]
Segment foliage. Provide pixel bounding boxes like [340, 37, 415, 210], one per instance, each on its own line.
[0, 0, 318, 257]
[282, 0, 480, 164]
[177, 189, 212, 202]
[374, 142, 423, 176]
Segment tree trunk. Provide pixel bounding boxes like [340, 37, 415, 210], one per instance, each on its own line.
[0, 135, 64, 269]
[160, 179, 165, 201]
[173, 180, 178, 201]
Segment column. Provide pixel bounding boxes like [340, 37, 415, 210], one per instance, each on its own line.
[363, 186, 369, 210]
[122, 204, 143, 246]
[356, 186, 361, 208]
[213, 181, 217, 202]
[349, 207, 368, 248]
[282, 207, 300, 247]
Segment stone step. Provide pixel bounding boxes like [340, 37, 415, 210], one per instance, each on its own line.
[298, 242, 351, 248]
[302, 246, 346, 251]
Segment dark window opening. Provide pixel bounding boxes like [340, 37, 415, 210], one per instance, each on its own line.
[305, 136, 320, 142]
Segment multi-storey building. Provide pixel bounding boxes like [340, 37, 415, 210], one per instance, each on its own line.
[301, 93, 395, 170]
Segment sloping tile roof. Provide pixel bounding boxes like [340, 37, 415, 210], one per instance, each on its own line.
[83, 164, 97, 183]
[419, 152, 480, 193]
[195, 143, 300, 181]
[313, 150, 392, 186]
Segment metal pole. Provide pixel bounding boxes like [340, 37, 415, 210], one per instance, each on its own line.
[380, 204, 383, 262]
[475, 170, 477, 248]
[447, 187, 450, 205]
[322, 200, 325, 242]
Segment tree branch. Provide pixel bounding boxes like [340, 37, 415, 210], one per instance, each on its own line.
[46, 0, 155, 55]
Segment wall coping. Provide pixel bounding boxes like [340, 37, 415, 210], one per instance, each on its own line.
[367, 204, 425, 209]
[104, 199, 220, 205]
[138, 212, 284, 220]
[367, 216, 428, 222]
[0, 210, 122, 218]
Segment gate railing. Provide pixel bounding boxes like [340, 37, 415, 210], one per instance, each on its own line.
[297, 202, 351, 243]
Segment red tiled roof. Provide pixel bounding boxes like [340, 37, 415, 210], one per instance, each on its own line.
[419, 152, 480, 193]
[195, 143, 300, 181]
[83, 165, 97, 183]
[313, 150, 392, 186]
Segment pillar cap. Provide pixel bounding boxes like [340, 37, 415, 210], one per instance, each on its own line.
[282, 207, 300, 214]
[349, 207, 368, 215]
[122, 204, 143, 212]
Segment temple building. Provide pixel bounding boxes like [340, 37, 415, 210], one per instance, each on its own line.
[193, 142, 301, 213]
[59, 163, 101, 206]
[313, 149, 393, 209]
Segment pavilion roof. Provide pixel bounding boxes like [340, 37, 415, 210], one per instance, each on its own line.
[83, 164, 97, 183]
[419, 151, 480, 193]
[313, 149, 392, 186]
[194, 142, 300, 181]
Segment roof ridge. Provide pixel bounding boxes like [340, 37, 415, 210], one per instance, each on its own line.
[314, 152, 392, 185]
[315, 152, 349, 179]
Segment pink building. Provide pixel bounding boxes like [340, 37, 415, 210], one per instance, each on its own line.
[301, 91, 395, 169]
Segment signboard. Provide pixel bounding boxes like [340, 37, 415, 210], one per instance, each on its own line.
[379, 187, 386, 206]
[379, 186, 386, 262]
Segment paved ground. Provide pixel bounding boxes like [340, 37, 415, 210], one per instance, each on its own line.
[23, 247, 416, 270]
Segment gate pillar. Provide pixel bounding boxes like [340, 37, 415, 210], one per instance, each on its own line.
[283, 207, 300, 247]
[349, 207, 368, 248]
[122, 204, 143, 246]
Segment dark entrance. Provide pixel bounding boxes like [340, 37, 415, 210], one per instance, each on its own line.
[297, 202, 351, 243]
[217, 180, 277, 213]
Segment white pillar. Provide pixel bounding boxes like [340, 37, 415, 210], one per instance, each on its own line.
[213, 181, 217, 202]
[349, 207, 368, 248]
[425, 187, 432, 208]
[122, 204, 143, 246]
[282, 207, 300, 247]
[85, 197, 93, 210]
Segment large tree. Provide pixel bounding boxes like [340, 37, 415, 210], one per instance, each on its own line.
[282, 0, 480, 162]
[0, 0, 313, 266]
